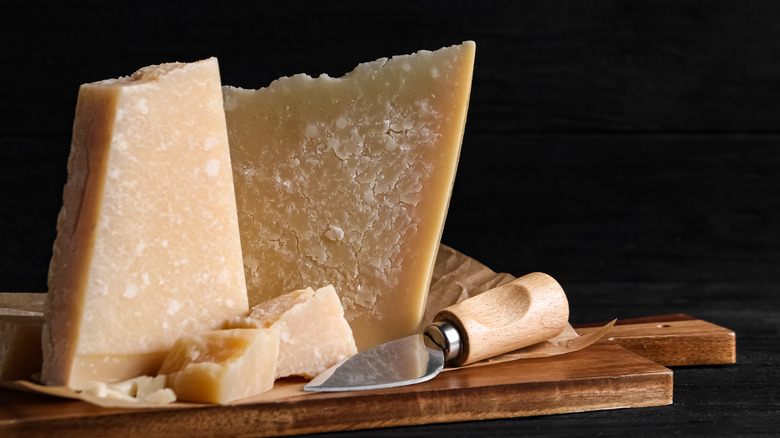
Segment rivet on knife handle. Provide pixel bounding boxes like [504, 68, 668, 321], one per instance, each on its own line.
[430, 272, 569, 366]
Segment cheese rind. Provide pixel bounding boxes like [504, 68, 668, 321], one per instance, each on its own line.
[43, 58, 248, 389]
[227, 285, 357, 379]
[159, 328, 279, 404]
[224, 41, 476, 349]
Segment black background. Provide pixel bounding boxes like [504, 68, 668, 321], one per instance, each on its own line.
[1, 1, 778, 436]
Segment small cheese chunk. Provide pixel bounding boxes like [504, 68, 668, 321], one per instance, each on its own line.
[159, 328, 278, 404]
[224, 41, 476, 350]
[43, 58, 248, 389]
[227, 285, 357, 379]
[82, 375, 176, 405]
[0, 314, 44, 381]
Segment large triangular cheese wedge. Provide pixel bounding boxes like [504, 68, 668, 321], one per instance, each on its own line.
[43, 58, 248, 389]
[223, 42, 475, 349]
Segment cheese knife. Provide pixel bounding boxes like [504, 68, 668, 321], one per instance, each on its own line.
[304, 272, 569, 392]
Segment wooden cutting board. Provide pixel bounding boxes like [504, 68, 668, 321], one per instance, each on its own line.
[0, 314, 735, 438]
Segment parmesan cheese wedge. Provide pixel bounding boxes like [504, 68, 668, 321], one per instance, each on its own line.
[159, 328, 279, 404]
[224, 41, 476, 350]
[42, 58, 248, 389]
[227, 285, 357, 379]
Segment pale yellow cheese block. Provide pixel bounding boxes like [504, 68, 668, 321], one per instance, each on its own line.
[227, 285, 357, 379]
[0, 314, 44, 381]
[43, 58, 248, 389]
[224, 41, 476, 350]
[159, 328, 279, 404]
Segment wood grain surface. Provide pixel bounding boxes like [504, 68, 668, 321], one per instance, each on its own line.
[576, 314, 736, 366]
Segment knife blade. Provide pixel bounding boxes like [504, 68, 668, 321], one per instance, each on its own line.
[304, 272, 569, 392]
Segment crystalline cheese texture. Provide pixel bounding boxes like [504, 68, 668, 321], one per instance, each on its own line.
[224, 41, 476, 350]
[159, 328, 279, 404]
[42, 58, 248, 389]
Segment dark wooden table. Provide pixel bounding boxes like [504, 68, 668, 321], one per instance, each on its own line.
[1, 1, 778, 436]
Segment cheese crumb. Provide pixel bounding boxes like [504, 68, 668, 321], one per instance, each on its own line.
[135, 98, 149, 115]
[82, 375, 176, 405]
[218, 268, 230, 284]
[304, 124, 318, 138]
[205, 159, 220, 177]
[167, 300, 182, 315]
[325, 226, 344, 241]
[123, 284, 138, 299]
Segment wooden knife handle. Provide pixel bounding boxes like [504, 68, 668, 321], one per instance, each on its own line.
[433, 272, 569, 366]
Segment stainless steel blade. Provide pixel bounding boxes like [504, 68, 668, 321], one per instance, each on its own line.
[304, 334, 445, 392]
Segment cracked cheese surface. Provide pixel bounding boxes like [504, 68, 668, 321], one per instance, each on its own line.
[224, 42, 475, 350]
[43, 58, 248, 389]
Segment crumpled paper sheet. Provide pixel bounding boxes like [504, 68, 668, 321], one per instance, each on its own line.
[0, 244, 613, 407]
[429, 245, 614, 370]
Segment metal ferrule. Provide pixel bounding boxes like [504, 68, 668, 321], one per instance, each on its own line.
[423, 320, 462, 364]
